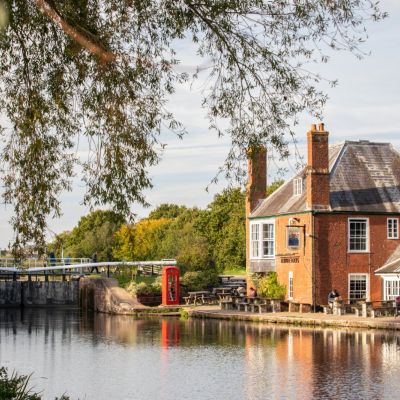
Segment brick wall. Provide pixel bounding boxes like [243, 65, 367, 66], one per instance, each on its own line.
[275, 213, 313, 304]
[314, 213, 400, 304]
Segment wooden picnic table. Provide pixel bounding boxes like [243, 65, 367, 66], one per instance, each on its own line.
[184, 291, 216, 305]
[213, 287, 233, 297]
[236, 296, 268, 313]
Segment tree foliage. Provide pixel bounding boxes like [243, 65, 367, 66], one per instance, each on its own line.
[122, 218, 171, 260]
[0, 0, 385, 254]
[266, 179, 285, 198]
[197, 188, 245, 272]
[61, 209, 125, 261]
[148, 203, 187, 220]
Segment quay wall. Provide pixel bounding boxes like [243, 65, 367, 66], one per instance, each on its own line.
[79, 277, 148, 314]
[0, 281, 79, 306]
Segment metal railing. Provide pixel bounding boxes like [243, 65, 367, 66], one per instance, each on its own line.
[0, 259, 176, 275]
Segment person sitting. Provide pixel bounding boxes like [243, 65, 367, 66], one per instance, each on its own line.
[249, 287, 257, 298]
[236, 286, 246, 297]
[328, 289, 340, 307]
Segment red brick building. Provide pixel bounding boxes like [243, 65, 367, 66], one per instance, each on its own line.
[246, 124, 400, 306]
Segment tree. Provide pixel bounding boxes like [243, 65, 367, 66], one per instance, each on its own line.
[127, 218, 171, 261]
[0, 1, 385, 254]
[47, 230, 71, 258]
[148, 204, 187, 220]
[266, 179, 285, 198]
[63, 210, 125, 261]
[197, 188, 246, 272]
[113, 224, 136, 261]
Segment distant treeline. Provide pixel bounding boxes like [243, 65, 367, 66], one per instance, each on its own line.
[49, 188, 246, 274]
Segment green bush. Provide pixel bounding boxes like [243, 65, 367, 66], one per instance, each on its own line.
[125, 277, 162, 296]
[180, 270, 219, 291]
[256, 272, 286, 300]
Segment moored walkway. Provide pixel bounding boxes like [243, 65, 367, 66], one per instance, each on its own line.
[188, 305, 400, 331]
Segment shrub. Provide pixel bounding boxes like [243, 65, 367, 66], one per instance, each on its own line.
[256, 272, 286, 300]
[125, 278, 162, 296]
[0, 367, 69, 400]
[180, 270, 219, 291]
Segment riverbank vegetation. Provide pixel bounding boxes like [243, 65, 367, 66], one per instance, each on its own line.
[0, 367, 69, 400]
[45, 183, 285, 291]
[49, 187, 249, 276]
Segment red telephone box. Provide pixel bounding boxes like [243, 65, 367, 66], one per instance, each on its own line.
[162, 266, 180, 305]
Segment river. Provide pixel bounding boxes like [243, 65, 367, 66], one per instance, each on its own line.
[0, 308, 400, 399]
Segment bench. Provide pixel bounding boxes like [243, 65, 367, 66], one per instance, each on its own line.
[322, 304, 333, 314]
[220, 300, 235, 311]
[370, 306, 396, 318]
[288, 302, 312, 313]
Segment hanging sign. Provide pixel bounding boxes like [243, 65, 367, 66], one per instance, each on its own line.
[287, 226, 301, 249]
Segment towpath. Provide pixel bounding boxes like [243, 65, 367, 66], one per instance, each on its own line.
[187, 305, 400, 331]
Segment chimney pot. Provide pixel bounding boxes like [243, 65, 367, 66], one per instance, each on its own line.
[318, 123, 325, 131]
[311, 124, 317, 131]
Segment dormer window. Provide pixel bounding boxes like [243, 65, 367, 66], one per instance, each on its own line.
[293, 178, 303, 196]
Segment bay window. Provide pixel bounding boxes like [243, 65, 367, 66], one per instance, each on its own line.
[250, 220, 275, 258]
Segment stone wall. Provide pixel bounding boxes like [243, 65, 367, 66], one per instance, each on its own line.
[23, 281, 78, 306]
[79, 277, 148, 314]
[0, 281, 78, 306]
[0, 282, 22, 305]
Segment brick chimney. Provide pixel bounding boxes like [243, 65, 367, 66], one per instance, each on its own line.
[245, 146, 267, 277]
[306, 123, 330, 210]
[245, 146, 267, 217]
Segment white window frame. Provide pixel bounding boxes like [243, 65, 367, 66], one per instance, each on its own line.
[288, 271, 294, 300]
[251, 224, 260, 258]
[348, 218, 369, 253]
[348, 273, 369, 302]
[387, 218, 399, 239]
[293, 178, 303, 196]
[262, 223, 275, 258]
[383, 277, 400, 300]
[249, 219, 275, 259]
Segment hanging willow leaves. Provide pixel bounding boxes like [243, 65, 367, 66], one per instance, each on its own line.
[0, 0, 385, 255]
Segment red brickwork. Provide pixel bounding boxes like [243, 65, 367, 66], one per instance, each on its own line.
[306, 124, 330, 210]
[275, 213, 313, 304]
[314, 213, 400, 304]
[245, 146, 267, 216]
[245, 146, 267, 275]
[245, 124, 400, 306]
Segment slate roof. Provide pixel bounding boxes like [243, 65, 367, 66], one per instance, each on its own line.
[251, 141, 400, 218]
[375, 245, 400, 275]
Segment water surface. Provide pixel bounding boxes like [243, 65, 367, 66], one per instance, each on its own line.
[1, 308, 400, 399]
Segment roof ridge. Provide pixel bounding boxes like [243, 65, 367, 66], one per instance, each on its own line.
[329, 142, 347, 177]
[344, 140, 391, 146]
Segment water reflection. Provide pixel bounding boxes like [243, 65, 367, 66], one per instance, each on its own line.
[0, 308, 400, 399]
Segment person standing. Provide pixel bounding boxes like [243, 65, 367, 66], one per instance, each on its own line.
[90, 252, 99, 273]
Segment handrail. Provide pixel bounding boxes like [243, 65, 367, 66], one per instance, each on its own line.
[0, 259, 176, 274]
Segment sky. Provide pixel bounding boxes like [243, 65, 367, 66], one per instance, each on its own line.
[1, 1, 400, 249]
